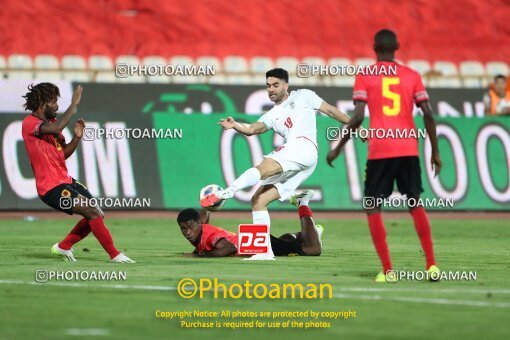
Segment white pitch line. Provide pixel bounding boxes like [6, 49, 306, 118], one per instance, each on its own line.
[0, 279, 176, 291]
[65, 328, 110, 336]
[3, 280, 507, 295]
[333, 293, 510, 308]
[1, 280, 509, 308]
[334, 287, 510, 294]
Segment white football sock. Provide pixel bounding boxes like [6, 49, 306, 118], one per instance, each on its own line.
[299, 197, 310, 207]
[252, 210, 274, 257]
[229, 167, 261, 192]
[252, 210, 271, 226]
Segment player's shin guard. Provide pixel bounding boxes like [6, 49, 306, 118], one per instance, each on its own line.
[252, 210, 274, 257]
[89, 217, 120, 259]
[59, 218, 91, 250]
[231, 168, 261, 191]
[367, 213, 392, 273]
[410, 207, 436, 269]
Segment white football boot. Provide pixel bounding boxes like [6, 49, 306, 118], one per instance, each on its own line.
[51, 243, 77, 262]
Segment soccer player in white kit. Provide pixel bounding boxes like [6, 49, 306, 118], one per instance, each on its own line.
[201, 68, 351, 259]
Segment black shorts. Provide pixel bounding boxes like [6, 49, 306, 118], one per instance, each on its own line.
[364, 156, 423, 199]
[40, 179, 93, 215]
[270, 235, 306, 256]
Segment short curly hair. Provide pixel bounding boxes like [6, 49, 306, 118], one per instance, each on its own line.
[177, 208, 200, 223]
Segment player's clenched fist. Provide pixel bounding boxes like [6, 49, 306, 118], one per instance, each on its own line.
[74, 118, 86, 139]
[218, 117, 236, 129]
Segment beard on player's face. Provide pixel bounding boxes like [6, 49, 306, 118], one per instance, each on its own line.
[43, 102, 58, 119]
[268, 87, 286, 103]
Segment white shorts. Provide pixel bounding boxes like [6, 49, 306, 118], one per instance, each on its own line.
[261, 137, 318, 201]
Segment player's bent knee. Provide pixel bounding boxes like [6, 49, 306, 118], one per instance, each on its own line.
[256, 159, 283, 179]
[304, 246, 321, 256]
[77, 206, 101, 220]
[407, 196, 422, 213]
[87, 208, 101, 220]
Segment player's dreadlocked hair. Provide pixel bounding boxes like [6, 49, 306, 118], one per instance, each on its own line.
[22, 82, 60, 112]
[177, 208, 201, 223]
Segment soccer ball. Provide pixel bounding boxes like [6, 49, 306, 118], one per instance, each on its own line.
[199, 184, 226, 211]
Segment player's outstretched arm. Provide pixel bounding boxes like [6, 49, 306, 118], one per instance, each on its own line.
[40, 85, 83, 135]
[198, 238, 237, 257]
[199, 209, 211, 224]
[326, 101, 366, 167]
[418, 101, 442, 177]
[63, 118, 85, 159]
[218, 117, 267, 136]
[319, 101, 351, 124]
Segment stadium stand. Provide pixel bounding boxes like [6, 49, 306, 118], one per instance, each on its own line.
[1, 53, 507, 87]
[0, 0, 508, 87]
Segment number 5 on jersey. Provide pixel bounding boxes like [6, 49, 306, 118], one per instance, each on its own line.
[382, 77, 401, 116]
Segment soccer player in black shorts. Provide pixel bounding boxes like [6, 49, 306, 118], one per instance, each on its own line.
[21, 83, 134, 263]
[178, 190, 323, 257]
[327, 30, 442, 282]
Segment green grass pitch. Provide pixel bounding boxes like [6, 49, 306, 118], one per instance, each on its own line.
[1, 216, 509, 340]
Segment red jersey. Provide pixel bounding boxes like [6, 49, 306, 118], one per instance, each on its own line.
[353, 61, 429, 160]
[22, 115, 72, 196]
[195, 224, 239, 254]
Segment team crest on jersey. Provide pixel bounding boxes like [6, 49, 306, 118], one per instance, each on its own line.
[61, 189, 71, 198]
[54, 138, 63, 151]
[289, 101, 295, 109]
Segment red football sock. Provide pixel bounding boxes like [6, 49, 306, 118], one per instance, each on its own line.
[89, 217, 120, 259]
[410, 207, 436, 269]
[367, 213, 392, 273]
[298, 205, 313, 218]
[59, 218, 90, 250]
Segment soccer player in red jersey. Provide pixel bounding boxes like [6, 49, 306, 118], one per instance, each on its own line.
[327, 30, 442, 282]
[178, 191, 323, 257]
[21, 83, 134, 263]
